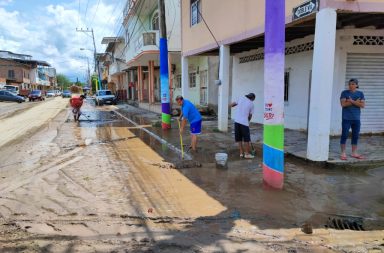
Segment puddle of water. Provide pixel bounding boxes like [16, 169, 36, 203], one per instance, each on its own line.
[76, 108, 384, 230]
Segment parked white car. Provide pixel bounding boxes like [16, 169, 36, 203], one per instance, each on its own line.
[46, 90, 56, 97]
[95, 90, 117, 106]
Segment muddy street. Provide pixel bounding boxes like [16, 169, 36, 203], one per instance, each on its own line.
[0, 98, 383, 252]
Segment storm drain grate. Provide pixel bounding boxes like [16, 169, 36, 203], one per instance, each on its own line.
[325, 216, 365, 231]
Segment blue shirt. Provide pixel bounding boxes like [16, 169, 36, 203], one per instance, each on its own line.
[340, 90, 365, 120]
[182, 99, 202, 124]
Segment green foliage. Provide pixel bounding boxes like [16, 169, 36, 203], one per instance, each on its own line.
[56, 74, 71, 90]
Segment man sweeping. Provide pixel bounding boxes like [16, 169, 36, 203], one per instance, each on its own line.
[230, 93, 256, 159]
[69, 94, 85, 122]
[176, 95, 202, 152]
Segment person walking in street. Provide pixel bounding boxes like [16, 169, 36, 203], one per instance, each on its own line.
[230, 93, 256, 159]
[340, 78, 365, 160]
[176, 95, 202, 152]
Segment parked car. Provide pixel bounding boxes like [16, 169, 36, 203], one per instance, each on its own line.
[28, 90, 45, 102]
[3, 85, 19, 96]
[62, 90, 72, 98]
[46, 90, 56, 97]
[0, 90, 25, 103]
[95, 90, 117, 106]
[55, 90, 62, 96]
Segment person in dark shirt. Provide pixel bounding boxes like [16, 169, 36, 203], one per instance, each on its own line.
[339, 78, 365, 160]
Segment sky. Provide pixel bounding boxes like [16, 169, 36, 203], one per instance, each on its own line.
[0, 0, 126, 82]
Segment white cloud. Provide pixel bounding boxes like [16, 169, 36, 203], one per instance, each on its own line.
[0, 0, 122, 82]
[0, 0, 13, 6]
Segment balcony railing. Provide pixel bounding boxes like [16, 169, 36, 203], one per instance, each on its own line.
[134, 31, 159, 52]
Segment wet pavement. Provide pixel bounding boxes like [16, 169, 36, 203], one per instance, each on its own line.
[1, 100, 383, 252]
[116, 104, 384, 229]
[117, 104, 384, 167]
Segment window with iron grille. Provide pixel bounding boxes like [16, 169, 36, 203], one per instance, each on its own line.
[8, 70, 15, 79]
[152, 11, 159, 30]
[175, 74, 182, 88]
[190, 0, 201, 26]
[189, 72, 196, 88]
[143, 32, 156, 46]
[284, 71, 290, 102]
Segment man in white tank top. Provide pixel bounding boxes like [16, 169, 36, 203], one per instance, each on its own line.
[230, 93, 255, 159]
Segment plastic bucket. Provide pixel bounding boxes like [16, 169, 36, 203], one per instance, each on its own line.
[215, 153, 228, 169]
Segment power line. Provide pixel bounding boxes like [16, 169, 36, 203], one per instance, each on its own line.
[89, 0, 101, 28]
[84, 0, 90, 22]
[197, 6, 220, 49]
[116, 0, 146, 60]
[98, 0, 126, 38]
[78, 0, 81, 27]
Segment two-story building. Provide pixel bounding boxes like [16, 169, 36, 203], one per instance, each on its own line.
[120, 0, 181, 113]
[181, 0, 384, 161]
[0, 50, 55, 92]
[0, 51, 32, 90]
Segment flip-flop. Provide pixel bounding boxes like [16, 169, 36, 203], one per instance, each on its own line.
[351, 154, 364, 159]
[340, 155, 347, 160]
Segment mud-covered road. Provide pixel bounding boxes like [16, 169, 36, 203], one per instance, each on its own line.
[0, 98, 383, 252]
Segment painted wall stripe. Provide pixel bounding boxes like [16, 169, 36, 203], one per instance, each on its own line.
[263, 164, 284, 189]
[263, 144, 284, 173]
[264, 124, 284, 150]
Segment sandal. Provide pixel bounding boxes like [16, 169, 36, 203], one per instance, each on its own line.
[351, 154, 364, 159]
[340, 155, 347, 160]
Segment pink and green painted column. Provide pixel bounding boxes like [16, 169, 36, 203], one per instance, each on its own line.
[263, 0, 285, 189]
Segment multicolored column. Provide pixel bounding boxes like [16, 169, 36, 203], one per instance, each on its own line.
[263, 0, 285, 189]
[159, 38, 171, 129]
[159, 0, 171, 129]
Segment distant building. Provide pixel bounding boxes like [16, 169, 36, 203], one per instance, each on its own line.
[0, 50, 56, 91]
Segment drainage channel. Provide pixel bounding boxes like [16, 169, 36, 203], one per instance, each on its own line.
[113, 110, 193, 161]
[325, 215, 365, 231]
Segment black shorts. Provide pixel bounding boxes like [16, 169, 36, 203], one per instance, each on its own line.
[234, 122, 250, 142]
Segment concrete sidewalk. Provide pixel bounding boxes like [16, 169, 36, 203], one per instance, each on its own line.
[117, 104, 384, 168]
[247, 123, 384, 167]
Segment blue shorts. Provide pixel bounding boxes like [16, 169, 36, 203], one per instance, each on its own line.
[190, 120, 202, 135]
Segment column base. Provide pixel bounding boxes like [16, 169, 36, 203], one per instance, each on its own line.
[262, 164, 284, 189]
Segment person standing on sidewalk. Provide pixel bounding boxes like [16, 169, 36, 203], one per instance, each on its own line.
[340, 78, 365, 160]
[176, 95, 202, 152]
[230, 93, 255, 159]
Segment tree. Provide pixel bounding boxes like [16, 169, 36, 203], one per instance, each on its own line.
[56, 74, 71, 90]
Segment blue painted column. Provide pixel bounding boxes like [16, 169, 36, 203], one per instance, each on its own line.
[263, 0, 285, 189]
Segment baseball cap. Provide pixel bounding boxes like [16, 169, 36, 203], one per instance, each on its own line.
[245, 93, 255, 100]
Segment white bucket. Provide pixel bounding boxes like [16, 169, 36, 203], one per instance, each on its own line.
[215, 153, 228, 169]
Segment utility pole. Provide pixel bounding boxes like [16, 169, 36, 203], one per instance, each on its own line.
[158, 0, 171, 129]
[263, 0, 285, 189]
[76, 28, 101, 91]
[87, 57, 91, 88]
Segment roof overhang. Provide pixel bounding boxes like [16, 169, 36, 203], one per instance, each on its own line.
[101, 37, 125, 53]
[194, 12, 384, 56]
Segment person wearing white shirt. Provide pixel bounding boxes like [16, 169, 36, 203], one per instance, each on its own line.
[230, 93, 255, 159]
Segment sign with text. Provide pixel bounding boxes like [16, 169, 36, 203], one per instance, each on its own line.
[293, 0, 319, 21]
